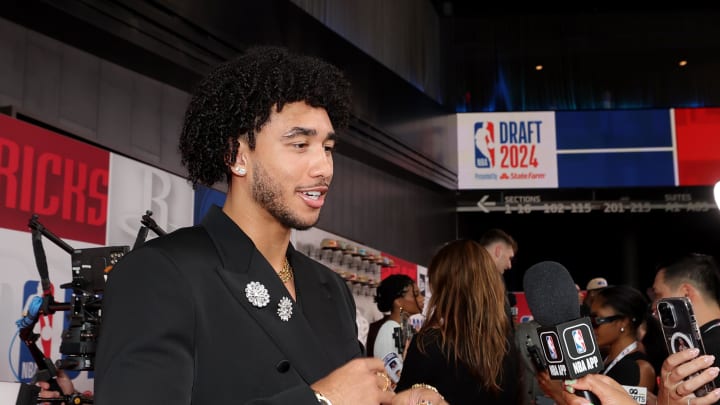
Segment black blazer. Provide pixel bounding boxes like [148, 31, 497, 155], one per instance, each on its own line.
[95, 206, 361, 404]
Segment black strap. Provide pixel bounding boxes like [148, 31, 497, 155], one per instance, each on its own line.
[15, 383, 40, 405]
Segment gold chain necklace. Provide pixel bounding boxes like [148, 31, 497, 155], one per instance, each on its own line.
[278, 257, 294, 283]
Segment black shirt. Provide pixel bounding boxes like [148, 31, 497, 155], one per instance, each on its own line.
[397, 328, 522, 405]
[700, 318, 720, 403]
[605, 351, 648, 386]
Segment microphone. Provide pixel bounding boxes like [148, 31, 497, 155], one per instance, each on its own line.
[523, 261, 604, 402]
[524, 261, 579, 327]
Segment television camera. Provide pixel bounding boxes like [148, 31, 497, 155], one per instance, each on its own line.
[15, 211, 166, 404]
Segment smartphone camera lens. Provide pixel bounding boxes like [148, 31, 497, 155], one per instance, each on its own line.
[658, 302, 676, 328]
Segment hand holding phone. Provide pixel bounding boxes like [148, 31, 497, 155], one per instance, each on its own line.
[656, 297, 716, 397]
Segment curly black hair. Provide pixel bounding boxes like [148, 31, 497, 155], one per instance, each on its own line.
[179, 45, 352, 187]
[374, 274, 414, 313]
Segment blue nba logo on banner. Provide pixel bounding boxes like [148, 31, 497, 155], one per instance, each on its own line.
[474, 122, 495, 168]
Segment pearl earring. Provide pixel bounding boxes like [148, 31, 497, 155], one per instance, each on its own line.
[235, 167, 247, 176]
[620, 327, 625, 333]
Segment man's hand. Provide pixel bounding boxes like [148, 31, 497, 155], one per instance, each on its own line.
[311, 358, 395, 405]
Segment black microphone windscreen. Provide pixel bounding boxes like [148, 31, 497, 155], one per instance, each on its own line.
[523, 261, 580, 326]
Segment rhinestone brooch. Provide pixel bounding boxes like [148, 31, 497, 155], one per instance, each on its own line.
[277, 296, 293, 321]
[245, 281, 270, 308]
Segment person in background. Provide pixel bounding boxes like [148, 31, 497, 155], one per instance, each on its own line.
[652, 253, 720, 392]
[396, 239, 522, 405]
[479, 228, 518, 329]
[479, 228, 517, 274]
[590, 285, 656, 392]
[370, 274, 424, 361]
[581, 277, 608, 316]
[94, 45, 445, 405]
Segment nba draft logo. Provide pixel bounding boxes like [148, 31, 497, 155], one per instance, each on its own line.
[545, 335, 558, 360]
[474, 122, 495, 168]
[572, 329, 587, 354]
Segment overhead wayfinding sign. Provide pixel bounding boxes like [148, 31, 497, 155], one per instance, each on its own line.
[456, 189, 718, 214]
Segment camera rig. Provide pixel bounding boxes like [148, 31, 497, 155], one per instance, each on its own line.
[16, 211, 165, 404]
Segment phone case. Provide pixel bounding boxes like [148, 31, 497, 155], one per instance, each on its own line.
[656, 297, 716, 397]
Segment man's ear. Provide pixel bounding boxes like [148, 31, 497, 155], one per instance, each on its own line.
[494, 244, 503, 259]
[227, 137, 248, 166]
[682, 283, 701, 305]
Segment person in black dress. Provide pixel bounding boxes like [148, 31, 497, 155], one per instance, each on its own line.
[590, 285, 656, 391]
[396, 239, 522, 405]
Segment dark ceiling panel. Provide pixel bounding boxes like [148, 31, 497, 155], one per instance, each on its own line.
[430, 2, 720, 111]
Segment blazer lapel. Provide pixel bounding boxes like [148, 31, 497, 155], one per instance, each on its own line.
[215, 250, 333, 384]
[202, 206, 332, 384]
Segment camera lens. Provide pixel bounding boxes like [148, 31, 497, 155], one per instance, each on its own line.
[658, 302, 676, 328]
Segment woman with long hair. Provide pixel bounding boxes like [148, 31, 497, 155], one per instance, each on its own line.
[395, 239, 522, 404]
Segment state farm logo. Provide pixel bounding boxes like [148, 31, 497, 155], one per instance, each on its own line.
[474, 122, 495, 168]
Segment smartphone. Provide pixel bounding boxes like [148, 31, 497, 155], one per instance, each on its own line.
[656, 297, 716, 397]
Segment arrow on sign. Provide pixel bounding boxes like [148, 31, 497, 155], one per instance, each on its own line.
[476, 195, 497, 213]
[459, 200, 718, 214]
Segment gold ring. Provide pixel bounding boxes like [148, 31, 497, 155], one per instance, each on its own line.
[665, 370, 672, 385]
[376, 371, 391, 392]
[418, 400, 433, 405]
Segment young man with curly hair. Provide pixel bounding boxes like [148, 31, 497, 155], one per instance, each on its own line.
[94, 46, 445, 405]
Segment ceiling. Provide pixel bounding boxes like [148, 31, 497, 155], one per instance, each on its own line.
[428, 2, 720, 112]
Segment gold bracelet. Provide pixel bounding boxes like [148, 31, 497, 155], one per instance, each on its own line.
[411, 383, 441, 395]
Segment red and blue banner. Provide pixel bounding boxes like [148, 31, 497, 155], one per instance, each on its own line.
[0, 114, 194, 392]
[457, 107, 720, 189]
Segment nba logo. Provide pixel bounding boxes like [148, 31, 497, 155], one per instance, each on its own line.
[572, 329, 587, 354]
[545, 336, 558, 360]
[473, 122, 495, 168]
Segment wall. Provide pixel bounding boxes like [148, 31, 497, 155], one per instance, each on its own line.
[0, 16, 457, 266]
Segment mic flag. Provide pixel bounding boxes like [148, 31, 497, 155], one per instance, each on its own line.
[536, 318, 603, 379]
[383, 352, 403, 383]
[523, 261, 604, 379]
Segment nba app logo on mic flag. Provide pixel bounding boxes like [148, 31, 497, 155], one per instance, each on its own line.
[545, 335, 558, 360]
[538, 318, 603, 379]
[572, 329, 587, 354]
[560, 320, 604, 378]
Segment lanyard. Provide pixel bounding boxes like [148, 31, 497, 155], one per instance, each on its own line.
[603, 341, 638, 375]
[704, 319, 720, 334]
